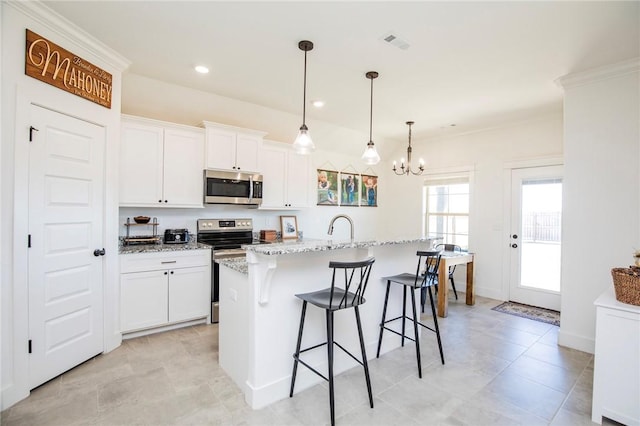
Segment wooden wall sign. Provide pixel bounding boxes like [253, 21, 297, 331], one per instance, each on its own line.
[25, 29, 113, 109]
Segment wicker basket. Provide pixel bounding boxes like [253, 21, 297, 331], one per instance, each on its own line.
[611, 267, 640, 306]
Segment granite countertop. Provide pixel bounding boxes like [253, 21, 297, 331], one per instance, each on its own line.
[119, 239, 211, 254]
[243, 237, 437, 256]
[216, 257, 248, 274]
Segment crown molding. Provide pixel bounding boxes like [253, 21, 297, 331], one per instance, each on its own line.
[556, 57, 640, 89]
[6, 0, 130, 72]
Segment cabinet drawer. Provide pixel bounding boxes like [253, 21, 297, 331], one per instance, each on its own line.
[120, 249, 210, 273]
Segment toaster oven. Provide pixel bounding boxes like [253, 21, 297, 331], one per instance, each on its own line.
[164, 229, 189, 244]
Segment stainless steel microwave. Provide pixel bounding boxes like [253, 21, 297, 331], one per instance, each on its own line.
[204, 169, 263, 206]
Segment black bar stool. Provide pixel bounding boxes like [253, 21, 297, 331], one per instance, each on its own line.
[376, 250, 445, 378]
[289, 257, 376, 426]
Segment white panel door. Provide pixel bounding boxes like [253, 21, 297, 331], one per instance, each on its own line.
[205, 127, 236, 170]
[120, 270, 169, 332]
[28, 105, 105, 388]
[260, 146, 287, 208]
[286, 150, 310, 208]
[509, 165, 563, 311]
[163, 128, 204, 207]
[235, 133, 261, 172]
[119, 121, 164, 205]
[168, 266, 210, 323]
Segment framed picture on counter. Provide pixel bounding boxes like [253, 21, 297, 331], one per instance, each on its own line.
[280, 215, 298, 240]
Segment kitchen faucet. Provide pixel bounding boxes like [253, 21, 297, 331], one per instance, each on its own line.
[327, 214, 354, 241]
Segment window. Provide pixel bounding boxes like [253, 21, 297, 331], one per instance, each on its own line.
[423, 175, 470, 249]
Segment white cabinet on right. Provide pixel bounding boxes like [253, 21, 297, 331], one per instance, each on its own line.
[591, 288, 640, 426]
[260, 140, 310, 209]
[203, 121, 266, 172]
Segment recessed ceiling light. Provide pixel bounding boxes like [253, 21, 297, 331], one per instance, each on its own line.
[312, 100, 324, 108]
[194, 65, 209, 74]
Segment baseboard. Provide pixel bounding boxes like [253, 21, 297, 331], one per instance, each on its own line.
[558, 328, 595, 354]
[1, 383, 30, 412]
[474, 286, 503, 301]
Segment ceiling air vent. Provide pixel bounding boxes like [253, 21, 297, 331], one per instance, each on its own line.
[381, 32, 410, 50]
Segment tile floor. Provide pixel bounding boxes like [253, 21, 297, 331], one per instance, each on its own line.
[1, 295, 617, 425]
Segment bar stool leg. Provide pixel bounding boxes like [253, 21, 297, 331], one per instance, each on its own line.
[376, 281, 391, 358]
[354, 306, 374, 408]
[326, 310, 336, 426]
[290, 301, 307, 397]
[427, 286, 445, 365]
[401, 286, 407, 347]
[410, 287, 422, 378]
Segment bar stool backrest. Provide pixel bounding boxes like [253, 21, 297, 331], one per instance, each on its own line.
[416, 250, 441, 288]
[327, 257, 376, 309]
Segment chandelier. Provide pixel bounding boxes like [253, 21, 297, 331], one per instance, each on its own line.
[393, 121, 424, 175]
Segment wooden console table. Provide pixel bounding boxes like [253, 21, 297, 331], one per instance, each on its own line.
[437, 252, 475, 317]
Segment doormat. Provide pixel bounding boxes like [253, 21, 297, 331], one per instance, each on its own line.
[491, 301, 560, 326]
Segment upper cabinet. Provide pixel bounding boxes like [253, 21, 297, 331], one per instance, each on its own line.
[120, 115, 205, 208]
[260, 140, 310, 209]
[203, 121, 266, 172]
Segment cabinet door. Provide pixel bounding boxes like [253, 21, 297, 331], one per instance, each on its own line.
[168, 266, 210, 323]
[120, 122, 164, 206]
[206, 127, 236, 170]
[163, 128, 205, 207]
[235, 133, 262, 172]
[260, 146, 287, 208]
[121, 270, 168, 332]
[286, 150, 310, 208]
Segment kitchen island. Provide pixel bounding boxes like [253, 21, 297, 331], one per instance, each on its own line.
[218, 237, 441, 409]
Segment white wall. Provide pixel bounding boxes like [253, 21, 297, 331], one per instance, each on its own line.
[379, 115, 564, 300]
[557, 59, 640, 353]
[1, 1, 128, 409]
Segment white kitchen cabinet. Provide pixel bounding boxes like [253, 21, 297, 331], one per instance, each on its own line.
[260, 141, 310, 209]
[120, 249, 211, 335]
[203, 121, 266, 172]
[120, 115, 205, 208]
[592, 288, 640, 426]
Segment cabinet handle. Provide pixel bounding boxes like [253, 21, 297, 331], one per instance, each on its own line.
[158, 199, 162, 203]
[161, 261, 177, 264]
[170, 271, 174, 274]
[164, 271, 168, 275]
[164, 200, 168, 203]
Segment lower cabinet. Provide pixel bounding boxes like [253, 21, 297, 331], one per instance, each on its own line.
[120, 249, 210, 334]
[591, 288, 640, 425]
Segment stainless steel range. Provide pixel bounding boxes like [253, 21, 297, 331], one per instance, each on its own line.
[197, 218, 254, 323]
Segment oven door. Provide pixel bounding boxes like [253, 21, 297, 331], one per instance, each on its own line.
[204, 170, 262, 205]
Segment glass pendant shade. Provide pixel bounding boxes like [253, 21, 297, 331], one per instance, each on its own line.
[362, 141, 380, 165]
[293, 124, 315, 154]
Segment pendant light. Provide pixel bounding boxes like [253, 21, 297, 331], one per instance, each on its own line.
[293, 40, 315, 155]
[392, 121, 424, 175]
[361, 71, 381, 165]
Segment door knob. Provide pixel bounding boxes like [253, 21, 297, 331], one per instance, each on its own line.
[511, 243, 518, 248]
[93, 248, 105, 256]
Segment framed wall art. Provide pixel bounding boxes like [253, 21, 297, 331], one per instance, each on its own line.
[317, 168, 339, 206]
[360, 174, 378, 207]
[280, 215, 299, 240]
[340, 173, 359, 206]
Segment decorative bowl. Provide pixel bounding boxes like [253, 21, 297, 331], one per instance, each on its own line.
[133, 216, 151, 224]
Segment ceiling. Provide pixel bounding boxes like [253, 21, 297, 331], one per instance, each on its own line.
[44, 1, 639, 143]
